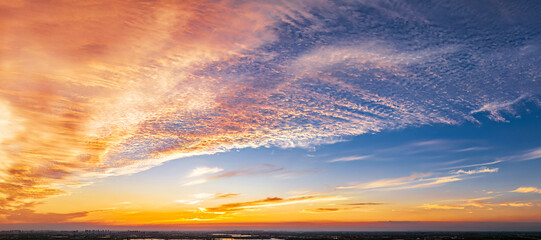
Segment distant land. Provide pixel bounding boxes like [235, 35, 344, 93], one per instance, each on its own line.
[1, 231, 541, 240]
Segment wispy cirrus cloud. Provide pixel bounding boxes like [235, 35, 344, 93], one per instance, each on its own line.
[184, 164, 283, 186]
[327, 155, 372, 163]
[439, 160, 502, 170]
[337, 166, 498, 191]
[336, 172, 432, 190]
[454, 147, 492, 152]
[187, 167, 224, 178]
[509, 147, 541, 162]
[470, 95, 530, 122]
[418, 198, 535, 211]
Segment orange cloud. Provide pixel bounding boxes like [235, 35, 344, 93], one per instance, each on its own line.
[511, 187, 541, 194]
[418, 204, 465, 210]
[343, 202, 384, 206]
[303, 202, 384, 213]
[418, 196, 537, 211]
[0, 207, 92, 224]
[205, 195, 347, 213]
[0, 0, 284, 212]
[214, 193, 240, 199]
[302, 208, 344, 213]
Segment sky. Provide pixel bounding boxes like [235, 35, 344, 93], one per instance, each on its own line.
[1, 0, 541, 231]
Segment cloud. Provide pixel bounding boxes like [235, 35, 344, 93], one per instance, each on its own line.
[205, 195, 347, 213]
[0, 0, 286, 212]
[440, 160, 502, 170]
[511, 187, 541, 194]
[194, 193, 239, 200]
[497, 202, 533, 207]
[419, 195, 536, 211]
[184, 164, 283, 186]
[336, 172, 432, 190]
[214, 193, 240, 199]
[494, 147, 541, 164]
[273, 169, 315, 179]
[0, 207, 92, 224]
[375, 139, 456, 156]
[453, 167, 499, 175]
[187, 167, 224, 178]
[422, 201, 535, 210]
[1, 0, 540, 217]
[302, 202, 384, 213]
[520, 148, 541, 161]
[342, 202, 384, 206]
[328, 155, 372, 163]
[418, 204, 464, 210]
[453, 147, 492, 152]
[470, 95, 529, 122]
[175, 193, 239, 205]
[175, 200, 201, 205]
[337, 167, 498, 191]
[512, 147, 541, 162]
[302, 208, 342, 213]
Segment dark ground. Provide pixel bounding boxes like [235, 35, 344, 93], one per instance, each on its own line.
[1, 231, 541, 240]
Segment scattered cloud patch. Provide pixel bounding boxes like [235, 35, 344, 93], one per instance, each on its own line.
[184, 164, 284, 186]
[470, 95, 529, 122]
[511, 187, 541, 194]
[187, 167, 224, 178]
[453, 167, 499, 175]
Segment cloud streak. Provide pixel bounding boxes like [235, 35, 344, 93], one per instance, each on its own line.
[188, 167, 224, 178]
[204, 195, 347, 213]
[511, 187, 541, 194]
[328, 155, 372, 163]
[337, 166, 498, 191]
[184, 164, 284, 186]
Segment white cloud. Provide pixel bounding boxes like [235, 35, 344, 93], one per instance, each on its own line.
[470, 94, 529, 122]
[328, 155, 371, 163]
[518, 147, 541, 161]
[187, 167, 224, 178]
[338, 166, 499, 191]
[440, 160, 502, 170]
[453, 167, 499, 175]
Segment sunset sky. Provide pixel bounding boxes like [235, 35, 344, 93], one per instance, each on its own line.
[1, 0, 541, 231]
